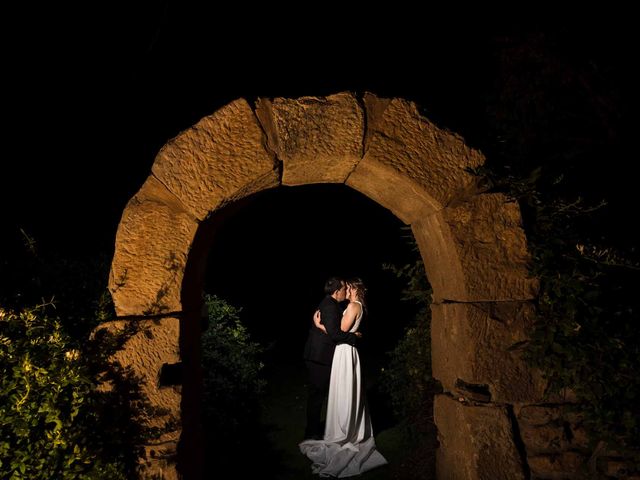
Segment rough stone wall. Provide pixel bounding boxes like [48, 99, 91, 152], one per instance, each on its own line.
[517, 404, 640, 479]
[108, 92, 630, 479]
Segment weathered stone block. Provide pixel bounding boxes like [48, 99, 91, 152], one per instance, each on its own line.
[96, 317, 181, 445]
[431, 302, 546, 403]
[347, 94, 484, 223]
[109, 176, 199, 316]
[152, 98, 279, 220]
[517, 405, 591, 454]
[258, 92, 364, 185]
[139, 441, 179, 480]
[434, 394, 526, 479]
[528, 452, 589, 479]
[413, 193, 539, 302]
[518, 405, 562, 426]
[520, 424, 566, 453]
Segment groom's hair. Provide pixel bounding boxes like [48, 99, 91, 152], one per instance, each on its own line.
[324, 277, 344, 295]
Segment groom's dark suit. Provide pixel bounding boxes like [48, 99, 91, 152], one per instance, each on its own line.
[303, 295, 359, 439]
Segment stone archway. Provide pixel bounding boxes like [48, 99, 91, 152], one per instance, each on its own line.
[106, 92, 546, 479]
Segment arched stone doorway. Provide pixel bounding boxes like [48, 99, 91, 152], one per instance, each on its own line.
[107, 92, 544, 479]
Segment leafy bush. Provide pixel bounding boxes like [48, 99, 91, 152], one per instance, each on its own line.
[497, 174, 640, 453]
[0, 229, 113, 341]
[1, 236, 162, 479]
[201, 294, 265, 471]
[0, 305, 126, 479]
[476, 31, 640, 458]
[473, 165, 640, 464]
[378, 245, 439, 479]
[379, 240, 435, 425]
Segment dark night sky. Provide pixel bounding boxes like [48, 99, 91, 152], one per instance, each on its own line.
[4, 9, 635, 245]
[6, 4, 497, 252]
[3, 7, 638, 356]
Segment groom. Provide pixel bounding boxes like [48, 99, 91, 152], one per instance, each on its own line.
[302, 276, 361, 440]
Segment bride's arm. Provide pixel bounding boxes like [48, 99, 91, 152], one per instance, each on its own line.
[340, 303, 360, 332]
[313, 310, 327, 334]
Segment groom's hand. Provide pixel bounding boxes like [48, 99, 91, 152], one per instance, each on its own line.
[355, 332, 362, 338]
[313, 310, 328, 334]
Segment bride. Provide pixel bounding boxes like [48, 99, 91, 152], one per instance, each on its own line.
[299, 278, 387, 477]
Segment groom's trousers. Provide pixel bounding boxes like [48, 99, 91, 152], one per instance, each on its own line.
[304, 360, 331, 439]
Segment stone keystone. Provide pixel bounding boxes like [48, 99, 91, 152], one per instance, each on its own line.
[257, 92, 365, 185]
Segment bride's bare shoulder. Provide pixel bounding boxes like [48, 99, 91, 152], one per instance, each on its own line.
[347, 301, 362, 312]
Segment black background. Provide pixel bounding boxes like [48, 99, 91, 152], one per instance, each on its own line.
[3, 6, 637, 357]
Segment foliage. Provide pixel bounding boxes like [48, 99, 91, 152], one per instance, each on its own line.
[0, 305, 126, 479]
[477, 31, 640, 457]
[529, 244, 639, 454]
[201, 294, 265, 470]
[0, 229, 112, 341]
[479, 164, 640, 454]
[0, 235, 165, 479]
[379, 236, 435, 425]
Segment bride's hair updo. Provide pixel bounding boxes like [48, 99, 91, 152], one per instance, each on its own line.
[346, 277, 367, 311]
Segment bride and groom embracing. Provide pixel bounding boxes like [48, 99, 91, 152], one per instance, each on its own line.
[300, 276, 387, 477]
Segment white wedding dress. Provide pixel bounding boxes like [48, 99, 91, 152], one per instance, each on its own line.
[299, 301, 388, 477]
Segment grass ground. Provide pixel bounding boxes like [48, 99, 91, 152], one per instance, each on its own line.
[254, 356, 436, 479]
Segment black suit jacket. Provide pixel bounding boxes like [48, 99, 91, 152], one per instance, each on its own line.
[303, 295, 359, 365]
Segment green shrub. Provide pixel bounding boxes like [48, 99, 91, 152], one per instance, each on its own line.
[521, 192, 640, 453]
[0, 305, 126, 479]
[201, 294, 265, 470]
[379, 246, 435, 425]
[473, 162, 640, 458]
[0, 233, 112, 342]
[0, 236, 162, 479]
[475, 31, 640, 460]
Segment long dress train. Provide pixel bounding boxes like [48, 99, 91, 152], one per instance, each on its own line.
[299, 301, 387, 477]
